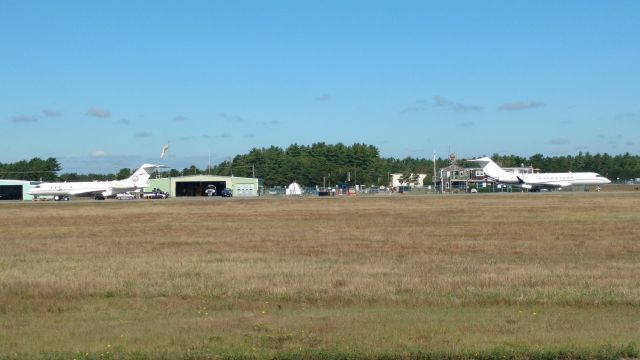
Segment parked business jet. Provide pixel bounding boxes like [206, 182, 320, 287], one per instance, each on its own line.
[470, 157, 611, 190]
[28, 163, 158, 200]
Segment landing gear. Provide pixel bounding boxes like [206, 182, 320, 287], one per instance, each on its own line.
[53, 195, 70, 201]
[94, 194, 106, 200]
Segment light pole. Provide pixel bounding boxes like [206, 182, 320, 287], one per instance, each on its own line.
[433, 152, 437, 193]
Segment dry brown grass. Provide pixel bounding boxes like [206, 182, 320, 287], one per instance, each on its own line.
[0, 193, 639, 355]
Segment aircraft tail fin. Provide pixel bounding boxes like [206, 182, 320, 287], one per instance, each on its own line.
[469, 157, 513, 181]
[128, 163, 158, 187]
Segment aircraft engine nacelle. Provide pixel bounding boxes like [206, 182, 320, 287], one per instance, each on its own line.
[521, 184, 533, 189]
[496, 173, 520, 184]
[102, 189, 114, 197]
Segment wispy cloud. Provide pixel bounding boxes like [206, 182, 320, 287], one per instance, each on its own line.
[202, 134, 211, 139]
[179, 136, 196, 141]
[118, 119, 131, 126]
[498, 101, 544, 111]
[615, 112, 638, 121]
[11, 115, 38, 123]
[134, 131, 152, 138]
[624, 141, 635, 146]
[174, 115, 188, 122]
[401, 96, 482, 114]
[86, 107, 111, 118]
[244, 133, 255, 138]
[58, 154, 143, 173]
[458, 121, 476, 127]
[547, 137, 569, 145]
[217, 132, 232, 138]
[560, 120, 572, 125]
[42, 110, 61, 117]
[434, 96, 483, 112]
[90, 150, 108, 158]
[261, 120, 281, 126]
[606, 135, 624, 145]
[315, 94, 331, 101]
[400, 100, 430, 114]
[219, 113, 244, 122]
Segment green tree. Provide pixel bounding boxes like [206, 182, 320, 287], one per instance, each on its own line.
[116, 168, 132, 180]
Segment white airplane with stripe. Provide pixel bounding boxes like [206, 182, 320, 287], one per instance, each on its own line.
[470, 157, 611, 190]
[27, 163, 157, 200]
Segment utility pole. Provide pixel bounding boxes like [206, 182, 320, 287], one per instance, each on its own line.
[433, 152, 436, 193]
[354, 168, 357, 189]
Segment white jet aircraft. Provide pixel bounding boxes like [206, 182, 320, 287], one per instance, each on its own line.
[470, 157, 611, 190]
[28, 163, 158, 200]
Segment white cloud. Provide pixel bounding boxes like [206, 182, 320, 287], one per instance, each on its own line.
[134, 131, 152, 138]
[400, 100, 430, 114]
[261, 120, 281, 126]
[498, 101, 544, 111]
[315, 94, 331, 101]
[547, 138, 568, 145]
[86, 107, 111, 118]
[90, 150, 108, 158]
[11, 115, 37, 123]
[615, 112, 638, 121]
[42, 110, 61, 117]
[434, 96, 483, 112]
[219, 113, 244, 122]
[402, 96, 482, 114]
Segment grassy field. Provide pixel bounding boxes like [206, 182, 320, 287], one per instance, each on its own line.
[1, 193, 639, 359]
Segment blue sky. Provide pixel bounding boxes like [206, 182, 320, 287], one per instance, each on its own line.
[1, 1, 639, 173]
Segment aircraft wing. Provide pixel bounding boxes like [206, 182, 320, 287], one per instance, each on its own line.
[111, 184, 148, 191]
[521, 181, 572, 189]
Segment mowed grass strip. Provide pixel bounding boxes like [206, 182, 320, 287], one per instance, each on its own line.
[0, 193, 639, 356]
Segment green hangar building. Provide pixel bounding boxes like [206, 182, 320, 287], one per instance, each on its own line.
[0, 180, 36, 201]
[145, 175, 261, 197]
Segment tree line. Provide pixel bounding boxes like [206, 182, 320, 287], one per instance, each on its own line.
[2, 144, 639, 186]
[0, 158, 61, 181]
[206, 144, 640, 187]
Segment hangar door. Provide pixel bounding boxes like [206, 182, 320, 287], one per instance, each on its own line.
[0, 185, 23, 200]
[234, 184, 255, 196]
[176, 181, 226, 197]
